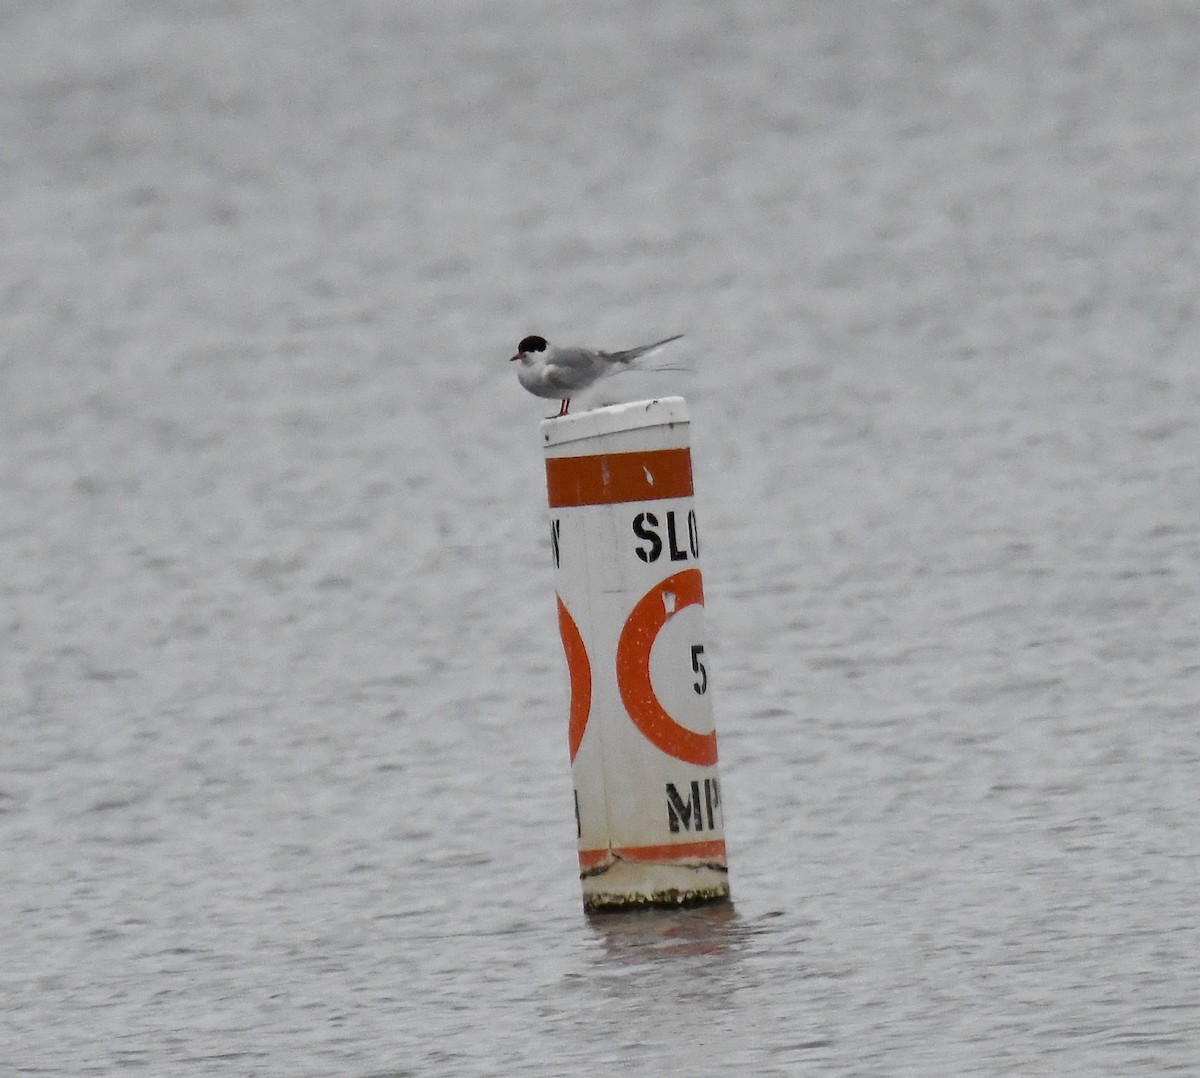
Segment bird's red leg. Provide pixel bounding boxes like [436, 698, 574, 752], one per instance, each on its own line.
[557, 398, 571, 417]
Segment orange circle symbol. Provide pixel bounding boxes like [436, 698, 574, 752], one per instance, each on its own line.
[557, 596, 592, 762]
[616, 568, 717, 766]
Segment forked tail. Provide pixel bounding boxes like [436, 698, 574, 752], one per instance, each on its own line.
[607, 334, 686, 365]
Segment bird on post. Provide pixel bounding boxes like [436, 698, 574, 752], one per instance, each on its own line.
[509, 333, 686, 417]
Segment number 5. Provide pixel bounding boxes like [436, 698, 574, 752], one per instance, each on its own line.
[690, 645, 707, 695]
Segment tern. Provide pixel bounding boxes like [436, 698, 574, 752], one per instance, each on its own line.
[509, 333, 686, 417]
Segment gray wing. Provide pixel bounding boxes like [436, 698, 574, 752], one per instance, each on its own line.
[541, 346, 604, 391]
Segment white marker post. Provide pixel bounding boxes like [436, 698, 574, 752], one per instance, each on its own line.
[542, 397, 730, 913]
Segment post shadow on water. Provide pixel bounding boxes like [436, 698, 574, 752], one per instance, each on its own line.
[585, 901, 785, 966]
[577, 905, 839, 1058]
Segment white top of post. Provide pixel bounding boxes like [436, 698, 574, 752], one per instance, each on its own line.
[540, 397, 690, 450]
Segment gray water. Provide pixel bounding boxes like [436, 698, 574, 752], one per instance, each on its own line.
[2, 1, 1199, 1074]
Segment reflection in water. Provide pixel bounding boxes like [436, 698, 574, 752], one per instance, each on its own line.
[572, 905, 825, 1067]
[587, 903, 783, 965]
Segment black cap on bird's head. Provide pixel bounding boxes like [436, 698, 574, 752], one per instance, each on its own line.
[511, 335, 547, 361]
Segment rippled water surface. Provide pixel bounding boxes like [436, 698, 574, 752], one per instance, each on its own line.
[2, 2, 1198, 1074]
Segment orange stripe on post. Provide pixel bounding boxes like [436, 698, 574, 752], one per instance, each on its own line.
[578, 839, 727, 870]
[546, 448, 694, 508]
